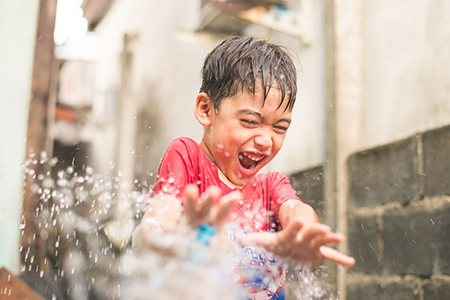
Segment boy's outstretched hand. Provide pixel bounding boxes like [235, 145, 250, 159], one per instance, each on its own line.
[241, 218, 355, 268]
[184, 184, 242, 230]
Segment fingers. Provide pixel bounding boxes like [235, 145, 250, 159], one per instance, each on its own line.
[319, 246, 356, 268]
[296, 224, 350, 264]
[198, 186, 220, 218]
[283, 218, 304, 239]
[311, 232, 344, 250]
[184, 185, 219, 227]
[184, 184, 200, 226]
[298, 223, 330, 243]
[214, 190, 242, 227]
[184, 185, 236, 228]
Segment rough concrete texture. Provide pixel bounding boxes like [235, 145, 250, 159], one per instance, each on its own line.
[436, 202, 450, 275]
[343, 125, 450, 298]
[348, 135, 420, 209]
[423, 280, 450, 300]
[382, 203, 450, 276]
[347, 214, 380, 275]
[422, 124, 450, 198]
[290, 165, 325, 220]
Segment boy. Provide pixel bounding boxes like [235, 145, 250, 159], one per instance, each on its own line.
[133, 36, 354, 299]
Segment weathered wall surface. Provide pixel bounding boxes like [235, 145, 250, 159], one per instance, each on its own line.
[91, 0, 326, 182]
[346, 124, 450, 299]
[290, 124, 450, 299]
[290, 165, 325, 220]
[364, 0, 450, 148]
[90, 0, 208, 182]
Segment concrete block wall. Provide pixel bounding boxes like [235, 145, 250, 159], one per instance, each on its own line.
[290, 165, 325, 221]
[289, 124, 450, 299]
[346, 124, 450, 300]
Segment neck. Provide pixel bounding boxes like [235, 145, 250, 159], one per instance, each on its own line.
[200, 140, 244, 189]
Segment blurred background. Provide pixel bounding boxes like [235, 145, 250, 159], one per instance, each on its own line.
[1, 0, 450, 299]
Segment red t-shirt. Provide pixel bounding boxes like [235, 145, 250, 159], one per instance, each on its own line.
[151, 137, 300, 233]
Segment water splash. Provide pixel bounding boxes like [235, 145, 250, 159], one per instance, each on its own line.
[286, 264, 339, 300]
[20, 154, 339, 300]
[21, 155, 143, 299]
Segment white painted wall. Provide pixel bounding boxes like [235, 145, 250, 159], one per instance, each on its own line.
[92, 0, 325, 180]
[0, 0, 39, 273]
[91, 0, 209, 181]
[364, 0, 450, 148]
[91, 0, 450, 182]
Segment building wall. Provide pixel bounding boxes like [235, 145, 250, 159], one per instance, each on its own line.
[346, 124, 450, 299]
[289, 124, 450, 299]
[91, 0, 326, 182]
[0, 0, 40, 273]
[364, 0, 450, 148]
[92, 0, 212, 182]
[91, 0, 450, 181]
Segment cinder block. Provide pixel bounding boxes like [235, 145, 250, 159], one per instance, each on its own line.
[348, 214, 380, 274]
[383, 205, 441, 276]
[346, 279, 419, 300]
[348, 136, 420, 209]
[290, 165, 325, 220]
[423, 280, 450, 300]
[423, 124, 450, 197]
[436, 202, 450, 275]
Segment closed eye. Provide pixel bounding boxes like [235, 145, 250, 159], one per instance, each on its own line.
[240, 119, 258, 126]
[274, 126, 288, 132]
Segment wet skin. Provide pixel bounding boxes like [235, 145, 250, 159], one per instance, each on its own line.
[195, 84, 292, 187]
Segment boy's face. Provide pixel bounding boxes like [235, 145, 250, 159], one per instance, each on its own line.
[197, 83, 292, 187]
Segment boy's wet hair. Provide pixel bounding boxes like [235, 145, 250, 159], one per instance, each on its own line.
[200, 36, 297, 111]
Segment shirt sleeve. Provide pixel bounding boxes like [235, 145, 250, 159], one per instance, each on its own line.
[150, 138, 199, 202]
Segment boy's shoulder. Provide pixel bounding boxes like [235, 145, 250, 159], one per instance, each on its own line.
[163, 137, 210, 168]
[253, 170, 291, 186]
[166, 137, 201, 153]
[169, 136, 199, 147]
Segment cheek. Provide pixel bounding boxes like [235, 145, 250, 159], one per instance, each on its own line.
[273, 136, 286, 153]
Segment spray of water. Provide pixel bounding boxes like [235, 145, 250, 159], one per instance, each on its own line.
[285, 264, 339, 300]
[19, 154, 340, 300]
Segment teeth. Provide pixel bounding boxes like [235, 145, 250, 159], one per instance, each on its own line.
[240, 153, 262, 162]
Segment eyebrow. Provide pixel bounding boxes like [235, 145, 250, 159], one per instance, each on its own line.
[237, 109, 291, 124]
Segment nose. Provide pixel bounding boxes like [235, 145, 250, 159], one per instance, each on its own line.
[254, 132, 272, 152]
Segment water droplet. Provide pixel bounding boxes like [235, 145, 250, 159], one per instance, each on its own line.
[49, 157, 58, 166]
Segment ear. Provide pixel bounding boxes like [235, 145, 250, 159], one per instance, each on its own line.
[194, 92, 214, 126]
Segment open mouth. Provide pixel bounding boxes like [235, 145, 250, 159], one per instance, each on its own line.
[238, 152, 264, 170]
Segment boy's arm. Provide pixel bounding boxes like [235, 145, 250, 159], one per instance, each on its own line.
[132, 193, 183, 253]
[244, 199, 355, 268]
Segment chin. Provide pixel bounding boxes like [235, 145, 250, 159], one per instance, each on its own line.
[232, 172, 257, 187]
